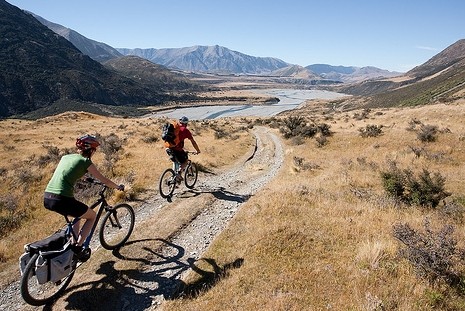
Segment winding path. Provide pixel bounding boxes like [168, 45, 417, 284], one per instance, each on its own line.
[0, 126, 284, 311]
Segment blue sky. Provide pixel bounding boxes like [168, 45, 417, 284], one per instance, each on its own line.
[7, 0, 465, 72]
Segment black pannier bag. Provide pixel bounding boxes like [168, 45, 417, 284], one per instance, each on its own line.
[19, 229, 73, 284]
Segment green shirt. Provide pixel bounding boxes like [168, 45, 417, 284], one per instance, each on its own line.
[45, 154, 92, 197]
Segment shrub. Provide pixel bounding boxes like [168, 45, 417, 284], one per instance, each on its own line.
[278, 116, 331, 140]
[315, 135, 328, 148]
[353, 108, 371, 120]
[96, 133, 124, 175]
[213, 128, 229, 139]
[293, 157, 320, 171]
[393, 219, 464, 286]
[0, 194, 25, 238]
[317, 123, 332, 137]
[439, 199, 465, 224]
[381, 162, 450, 208]
[37, 145, 61, 167]
[359, 124, 383, 137]
[279, 116, 308, 139]
[141, 135, 159, 144]
[417, 124, 438, 142]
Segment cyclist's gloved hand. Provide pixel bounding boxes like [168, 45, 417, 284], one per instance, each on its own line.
[117, 184, 125, 191]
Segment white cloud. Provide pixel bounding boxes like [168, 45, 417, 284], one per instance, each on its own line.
[415, 45, 438, 51]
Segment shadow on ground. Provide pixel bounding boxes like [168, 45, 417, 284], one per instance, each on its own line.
[47, 239, 243, 310]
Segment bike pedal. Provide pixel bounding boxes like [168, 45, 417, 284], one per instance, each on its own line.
[73, 246, 91, 262]
[79, 248, 91, 262]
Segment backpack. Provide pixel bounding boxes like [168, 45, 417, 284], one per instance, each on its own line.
[162, 121, 180, 147]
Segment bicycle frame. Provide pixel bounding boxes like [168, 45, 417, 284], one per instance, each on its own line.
[65, 183, 109, 249]
[159, 152, 198, 199]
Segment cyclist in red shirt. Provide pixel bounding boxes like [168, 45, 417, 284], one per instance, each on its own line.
[165, 116, 201, 181]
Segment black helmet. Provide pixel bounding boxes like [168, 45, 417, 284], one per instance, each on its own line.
[179, 116, 189, 125]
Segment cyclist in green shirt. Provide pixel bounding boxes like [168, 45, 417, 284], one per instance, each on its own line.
[44, 135, 124, 260]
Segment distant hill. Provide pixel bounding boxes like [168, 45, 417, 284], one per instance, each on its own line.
[307, 64, 402, 83]
[270, 65, 321, 80]
[30, 12, 122, 63]
[117, 45, 291, 75]
[103, 55, 205, 92]
[337, 39, 465, 108]
[117, 46, 403, 84]
[406, 39, 465, 79]
[0, 0, 170, 118]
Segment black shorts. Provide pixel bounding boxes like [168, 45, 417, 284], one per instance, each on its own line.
[44, 192, 88, 218]
[166, 149, 188, 164]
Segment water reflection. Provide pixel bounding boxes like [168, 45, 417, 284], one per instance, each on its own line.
[146, 89, 349, 120]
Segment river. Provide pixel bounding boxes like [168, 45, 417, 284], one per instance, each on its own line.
[146, 88, 349, 120]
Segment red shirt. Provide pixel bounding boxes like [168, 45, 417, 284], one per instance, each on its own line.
[173, 124, 193, 151]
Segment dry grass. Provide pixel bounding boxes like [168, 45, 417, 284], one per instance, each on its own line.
[0, 112, 253, 286]
[2, 100, 465, 310]
[163, 101, 465, 310]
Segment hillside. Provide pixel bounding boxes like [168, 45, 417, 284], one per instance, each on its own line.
[407, 39, 465, 79]
[0, 0, 169, 118]
[307, 64, 402, 83]
[103, 55, 206, 92]
[332, 39, 465, 108]
[31, 12, 122, 63]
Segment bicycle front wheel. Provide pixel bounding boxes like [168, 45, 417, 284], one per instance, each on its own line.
[184, 162, 198, 189]
[20, 253, 76, 306]
[159, 168, 176, 198]
[99, 203, 135, 250]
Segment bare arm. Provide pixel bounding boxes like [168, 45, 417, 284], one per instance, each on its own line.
[189, 138, 201, 154]
[87, 164, 122, 189]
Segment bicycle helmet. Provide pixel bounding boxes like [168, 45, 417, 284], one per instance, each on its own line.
[76, 134, 100, 150]
[179, 116, 189, 125]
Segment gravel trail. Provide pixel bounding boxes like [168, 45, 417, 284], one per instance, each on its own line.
[0, 126, 284, 311]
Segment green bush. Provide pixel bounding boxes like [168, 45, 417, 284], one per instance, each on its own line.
[381, 162, 450, 208]
[359, 124, 383, 137]
[279, 116, 331, 140]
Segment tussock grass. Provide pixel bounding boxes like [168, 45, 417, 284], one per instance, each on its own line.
[2, 100, 465, 309]
[0, 112, 253, 286]
[164, 102, 465, 310]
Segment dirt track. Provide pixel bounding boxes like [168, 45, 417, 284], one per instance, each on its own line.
[0, 126, 284, 311]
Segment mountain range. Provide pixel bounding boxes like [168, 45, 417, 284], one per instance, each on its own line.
[27, 10, 401, 84]
[1, 0, 465, 118]
[0, 0, 206, 118]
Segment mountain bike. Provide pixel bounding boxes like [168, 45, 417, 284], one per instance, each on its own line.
[20, 178, 135, 306]
[159, 151, 198, 198]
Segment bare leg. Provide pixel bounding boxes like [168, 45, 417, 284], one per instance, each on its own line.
[180, 160, 188, 173]
[72, 220, 81, 244]
[76, 208, 96, 246]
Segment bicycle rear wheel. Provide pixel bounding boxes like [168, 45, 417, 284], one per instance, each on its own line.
[184, 162, 198, 189]
[159, 168, 176, 198]
[20, 253, 76, 306]
[99, 203, 135, 250]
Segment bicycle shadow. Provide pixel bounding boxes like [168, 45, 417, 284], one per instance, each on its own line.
[56, 239, 243, 310]
[177, 186, 250, 203]
[169, 257, 244, 300]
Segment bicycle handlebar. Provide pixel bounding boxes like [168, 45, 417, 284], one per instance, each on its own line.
[85, 177, 104, 186]
[85, 177, 125, 192]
